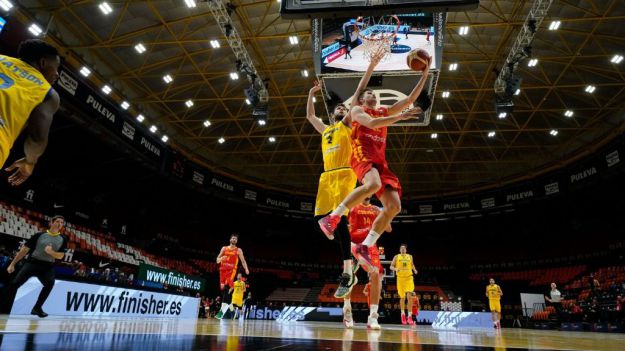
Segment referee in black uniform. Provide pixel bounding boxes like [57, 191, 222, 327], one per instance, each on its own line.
[3, 215, 67, 317]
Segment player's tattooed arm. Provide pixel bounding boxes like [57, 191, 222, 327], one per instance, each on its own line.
[216, 247, 225, 263]
[306, 81, 327, 134]
[238, 248, 250, 275]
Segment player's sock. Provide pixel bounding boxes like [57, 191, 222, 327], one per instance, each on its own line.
[408, 312, 412, 318]
[362, 230, 380, 247]
[220, 303, 229, 314]
[343, 259, 353, 275]
[331, 203, 348, 217]
[344, 298, 352, 311]
[370, 304, 378, 317]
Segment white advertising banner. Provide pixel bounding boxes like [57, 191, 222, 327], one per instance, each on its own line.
[11, 278, 200, 318]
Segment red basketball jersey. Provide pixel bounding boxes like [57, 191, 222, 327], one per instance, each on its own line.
[351, 106, 389, 165]
[220, 246, 239, 270]
[348, 203, 380, 244]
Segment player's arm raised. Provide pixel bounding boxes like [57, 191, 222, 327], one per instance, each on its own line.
[387, 62, 430, 116]
[6, 90, 60, 186]
[350, 48, 386, 109]
[306, 81, 327, 134]
[238, 248, 250, 275]
[352, 105, 422, 129]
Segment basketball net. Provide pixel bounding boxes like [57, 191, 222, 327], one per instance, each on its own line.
[354, 15, 401, 62]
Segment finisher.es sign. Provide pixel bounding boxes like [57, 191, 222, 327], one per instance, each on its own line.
[138, 264, 205, 292]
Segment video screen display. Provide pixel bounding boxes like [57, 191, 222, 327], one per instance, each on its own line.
[319, 13, 437, 73]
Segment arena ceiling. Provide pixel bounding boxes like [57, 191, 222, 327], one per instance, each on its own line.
[13, 0, 625, 198]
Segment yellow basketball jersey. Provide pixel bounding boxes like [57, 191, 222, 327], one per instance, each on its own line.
[321, 121, 352, 171]
[0, 55, 52, 166]
[487, 284, 501, 300]
[395, 254, 413, 277]
[232, 280, 245, 299]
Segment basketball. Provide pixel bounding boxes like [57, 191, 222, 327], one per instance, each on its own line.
[407, 49, 431, 71]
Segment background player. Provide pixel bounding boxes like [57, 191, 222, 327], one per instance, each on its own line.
[1, 39, 61, 186]
[486, 278, 503, 328]
[228, 273, 246, 319]
[319, 61, 432, 270]
[308, 49, 385, 299]
[215, 234, 249, 319]
[390, 244, 418, 325]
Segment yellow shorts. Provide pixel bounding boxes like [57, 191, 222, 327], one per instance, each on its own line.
[397, 275, 415, 297]
[232, 296, 243, 307]
[314, 168, 357, 216]
[489, 300, 501, 313]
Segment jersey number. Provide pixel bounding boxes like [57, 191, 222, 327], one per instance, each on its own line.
[0, 73, 14, 90]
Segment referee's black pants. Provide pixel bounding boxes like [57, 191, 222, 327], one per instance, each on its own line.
[4, 261, 56, 312]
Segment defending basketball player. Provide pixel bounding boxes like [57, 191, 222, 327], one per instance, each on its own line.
[391, 244, 418, 325]
[486, 278, 503, 328]
[318, 55, 432, 268]
[1, 39, 61, 186]
[228, 273, 246, 319]
[307, 48, 386, 299]
[341, 197, 390, 329]
[215, 234, 249, 319]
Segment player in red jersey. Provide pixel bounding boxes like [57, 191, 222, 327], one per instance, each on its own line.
[319, 62, 431, 268]
[341, 197, 390, 329]
[215, 234, 249, 319]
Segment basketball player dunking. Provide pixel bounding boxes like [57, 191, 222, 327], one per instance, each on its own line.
[318, 59, 431, 269]
[307, 49, 385, 298]
[1, 39, 61, 186]
[215, 234, 249, 319]
[342, 197, 390, 329]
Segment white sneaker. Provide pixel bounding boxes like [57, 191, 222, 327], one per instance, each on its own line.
[367, 313, 381, 330]
[343, 307, 354, 329]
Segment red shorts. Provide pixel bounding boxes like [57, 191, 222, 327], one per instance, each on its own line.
[219, 269, 236, 290]
[352, 160, 402, 199]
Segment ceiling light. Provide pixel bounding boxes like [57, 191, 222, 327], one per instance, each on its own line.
[0, 0, 14, 12]
[449, 63, 458, 71]
[121, 101, 129, 110]
[610, 55, 623, 64]
[102, 85, 112, 94]
[134, 43, 146, 54]
[289, 36, 299, 45]
[258, 119, 266, 126]
[185, 100, 194, 108]
[548, 20, 561, 31]
[136, 114, 145, 122]
[163, 74, 173, 83]
[245, 99, 251, 105]
[488, 131, 496, 138]
[514, 89, 521, 95]
[301, 69, 309, 77]
[527, 58, 538, 67]
[585, 85, 596, 93]
[431, 133, 438, 139]
[28, 23, 43, 36]
[269, 136, 276, 143]
[210, 40, 220, 49]
[218, 137, 225, 144]
[435, 114, 443, 121]
[459, 26, 469, 35]
[230, 72, 239, 80]
[161, 135, 169, 143]
[203, 120, 211, 127]
[99, 2, 113, 15]
[184, 0, 196, 8]
[550, 129, 558, 136]
[564, 110, 574, 117]
[149, 125, 157, 133]
[442, 91, 450, 98]
[79, 66, 91, 77]
[498, 112, 507, 119]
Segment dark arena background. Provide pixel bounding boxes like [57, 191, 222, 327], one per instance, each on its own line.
[1, 1, 625, 350]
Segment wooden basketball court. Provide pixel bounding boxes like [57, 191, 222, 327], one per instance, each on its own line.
[1, 316, 623, 350]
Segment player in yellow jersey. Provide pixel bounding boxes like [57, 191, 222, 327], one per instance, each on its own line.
[390, 244, 418, 325]
[1, 39, 61, 186]
[307, 49, 385, 298]
[486, 278, 503, 328]
[228, 273, 246, 319]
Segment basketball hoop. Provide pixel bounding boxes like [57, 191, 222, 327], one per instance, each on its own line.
[353, 15, 401, 62]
